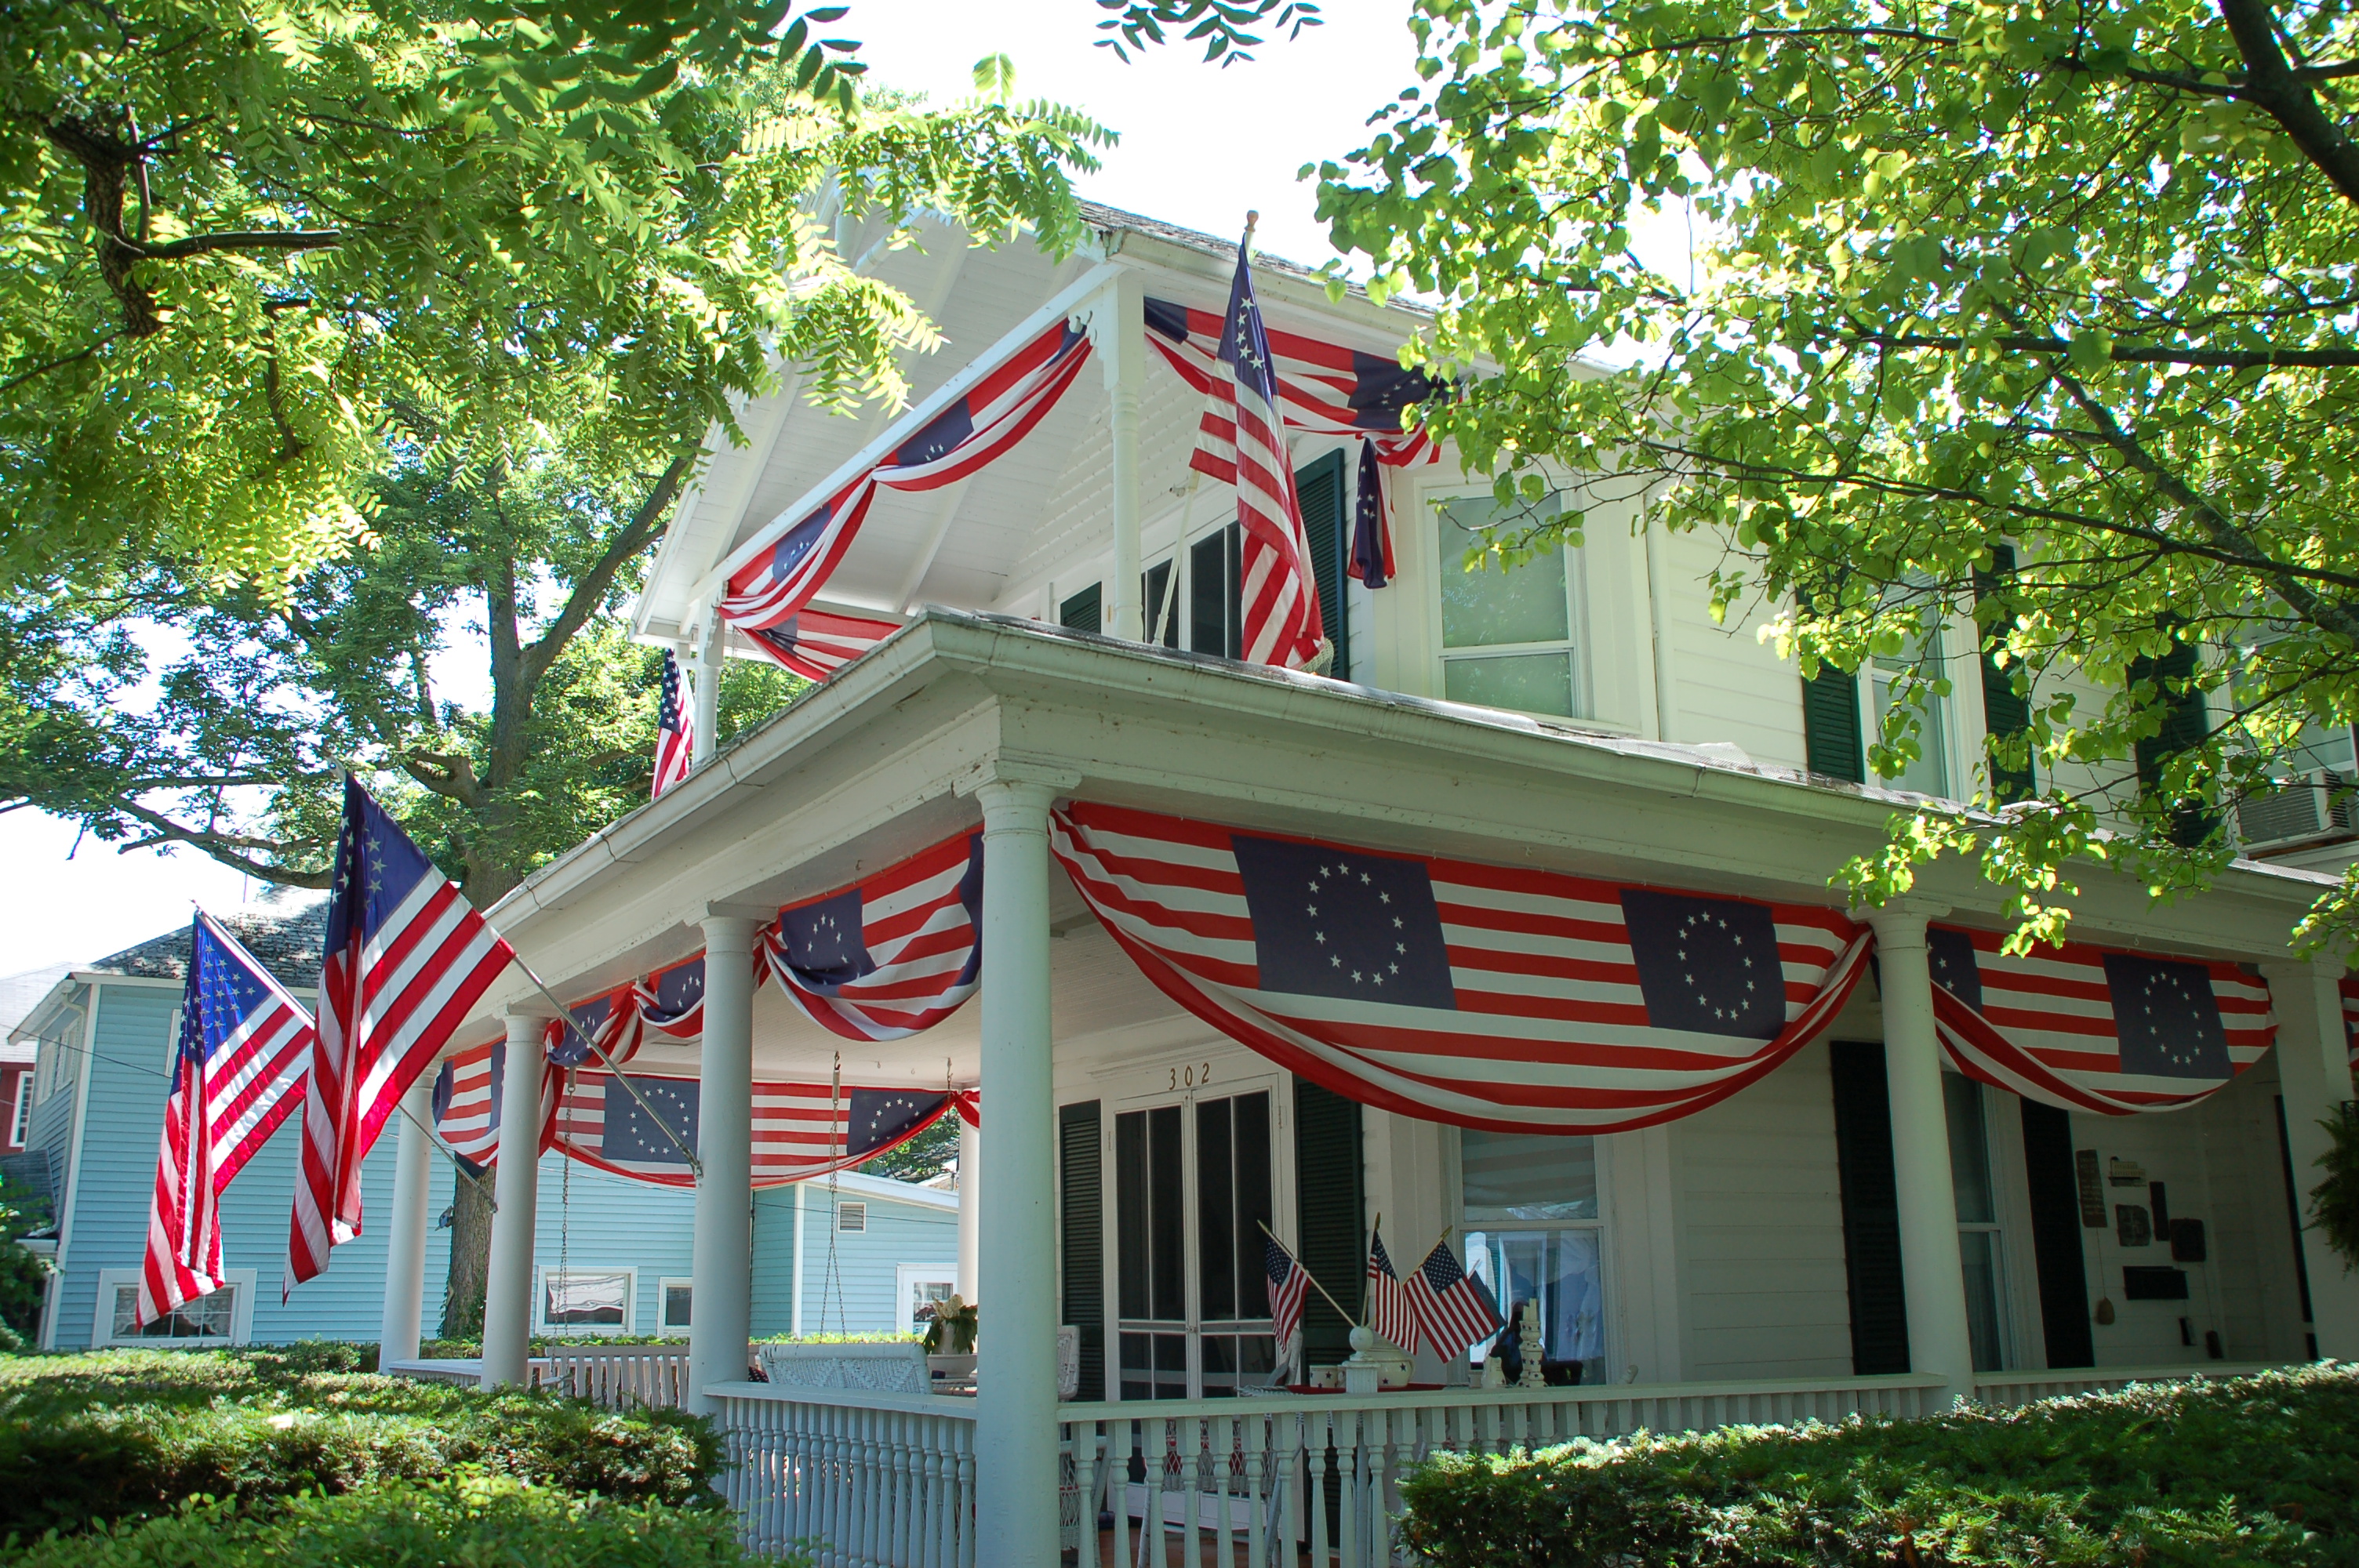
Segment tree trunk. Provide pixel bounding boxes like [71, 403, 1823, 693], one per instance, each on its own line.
[439, 1170, 495, 1341]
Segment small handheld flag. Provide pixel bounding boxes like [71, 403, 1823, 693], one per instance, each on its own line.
[1364, 1225, 1418, 1353]
[1264, 1231, 1310, 1349]
[1404, 1236, 1502, 1359]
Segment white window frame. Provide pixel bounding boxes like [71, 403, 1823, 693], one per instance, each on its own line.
[533, 1265, 638, 1335]
[9, 1072, 31, 1147]
[656, 1275, 693, 1333]
[836, 1200, 867, 1233]
[1457, 1130, 1613, 1377]
[1863, 623, 1958, 800]
[1943, 1073, 2014, 1372]
[896, 1265, 957, 1335]
[1428, 486, 1588, 721]
[93, 1267, 256, 1348]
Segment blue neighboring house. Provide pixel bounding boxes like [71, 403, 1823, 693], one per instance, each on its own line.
[8, 898, 958, 1349]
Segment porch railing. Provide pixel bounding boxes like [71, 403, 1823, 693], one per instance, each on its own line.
[1971, 1362, 2278, 1408]
[710, 1382, 977, 1568]
[383, 1345, 696, 1410]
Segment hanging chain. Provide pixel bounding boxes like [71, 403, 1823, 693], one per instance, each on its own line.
[820, 1051, 850, 1335]
[557, 1066, 573, 1338]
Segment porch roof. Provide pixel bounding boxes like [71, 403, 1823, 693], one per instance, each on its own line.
[463, 611, 2331, 1070]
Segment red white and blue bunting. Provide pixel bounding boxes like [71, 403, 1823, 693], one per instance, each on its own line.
[759, 830, 985, 1043]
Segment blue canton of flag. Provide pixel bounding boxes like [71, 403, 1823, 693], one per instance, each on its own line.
[847, 1090, 949, 1159]
[892, 400, 975, 468]
[1619, 890, 1784, 1040]
[768, 503, 835, 585]
[2104, 955, 2230, 1079]
[644, 957, 705, 1029]
[549, 993, 614, 1068]
[1926, 927, 1984, 1013]
[1230, 834, 1455, 1007]
[1350, 438, 1392, 590]
[780, 887, 878, 992]
[604, 1077, 700, 1167]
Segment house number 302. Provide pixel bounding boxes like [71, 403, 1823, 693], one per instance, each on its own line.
[1170, 1062, 1212, 1091]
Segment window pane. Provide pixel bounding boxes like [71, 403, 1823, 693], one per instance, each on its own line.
[1943, 1073, 1995, 1225]
[545, 1271, 629, 1327]
[1147, 1105, 1184, 1322]
[1870, 667, 1948, 797]
[1196, 1098, 1235, 1323]
[1444, 652, 1576, 717]
[1232, 1092, 1272, 1319]
[1463, 1228, 1605, 1385]
[1438, 494, 1568, 649]
[2291, 720, 2357, 776]
[1959, 1230, 2005, 1372]
[663, 1283, 692, 1330]
[1463, 1131, 1598, 1221]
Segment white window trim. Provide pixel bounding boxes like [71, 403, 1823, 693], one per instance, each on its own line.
[93, 1267, 256, 1348]
[533, 1265, 638, 1335]
[1427, 486, 1590, 721]
[896, 1264, 957, 1335]
[656, 1275, 693, 1332]
[9, 1072, 31, 1147]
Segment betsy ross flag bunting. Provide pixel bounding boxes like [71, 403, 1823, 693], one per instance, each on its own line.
[1185, 233, 1323, 670]
[1403, 1238, 1502, 1358]
[140, 913, 316, 1326]
[652, 650, 694, 799]
[1264, 1232, 1310, 1350]
[760, 831, 985, 1042]
[288, 779, 514, 1294]
[1049, 801, 1872, 1134]
[1927, 924, 2275, 1115]
[1365, 1228, 1417, 1352]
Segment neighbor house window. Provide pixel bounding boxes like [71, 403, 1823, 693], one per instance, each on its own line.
[536, 1268, 634, 1334]
[657, 1278, 692, 1332]
[9, 1074, 31, 1147]
[95, 1268, 253, 1346]
[1436, 492, 1580, 718]
[1459, 1129, 1608, 1384]
[1944, 1074, 2008, 1372]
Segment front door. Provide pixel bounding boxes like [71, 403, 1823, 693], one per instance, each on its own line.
[1114, 1090, 1278, 1399]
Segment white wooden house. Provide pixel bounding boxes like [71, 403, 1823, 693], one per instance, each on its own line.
[364, 202, 2359, 1568]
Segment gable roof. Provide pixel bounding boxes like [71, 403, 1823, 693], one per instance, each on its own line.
[86, 898, 328, 992]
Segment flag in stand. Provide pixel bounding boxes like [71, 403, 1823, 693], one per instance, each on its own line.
[1264, 1232, 1310, 1350]
[1364, 1228, 1417, 1353]
[1403, 1238, 1502, 1359]
[1186, 231, 1323, 670]
[652, 651, 694, 799]
[139, 913, 316, 1326]
[288, 779, 514, 1294]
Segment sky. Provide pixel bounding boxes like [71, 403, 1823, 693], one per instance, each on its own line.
[0, 1, 1684, 976]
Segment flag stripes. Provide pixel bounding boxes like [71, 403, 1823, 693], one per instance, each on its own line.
[1404, 1238, 1501, 1358]
[759, 830, 983, 1043]
[744, 608, 907, 683]
[652, 650, 693, 798]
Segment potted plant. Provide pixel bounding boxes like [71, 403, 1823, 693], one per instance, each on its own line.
[923, 1294, 977, 1385]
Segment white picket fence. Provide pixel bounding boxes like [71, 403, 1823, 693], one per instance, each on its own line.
[383, 1344, 696, 1410]
[712, 1384, 977, 1568]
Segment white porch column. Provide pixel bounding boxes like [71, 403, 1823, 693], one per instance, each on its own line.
[481, 1009, 551, 1388]
[956, 1111, 980, 1301]
[689, 912, 759, 1412]
[1864, 904, 1977, 1401]
[2260, 957, 2359, 1357]
[378, 1076, 434, 1363]
[1101, 273, 1145, 641]
[691, 616, 723, 767]
[974, 778, 1060, 1568]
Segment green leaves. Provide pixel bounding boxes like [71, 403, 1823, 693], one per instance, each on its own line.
[1318, 0, 2359, 953]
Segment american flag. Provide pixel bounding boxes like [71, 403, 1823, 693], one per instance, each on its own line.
[1264, 1232, 1310, 1350]
[429, 1030, 559, 1170]
[1403, 1237, 1501, 1357]
[761, 830, 984, 1042]
[139, 913, 314, 1325]
[1049, 800, 1872, 1133]
[1931, 925, 2275, 1114]
[287, 779, 514, 1294]
[1181, 239, 1323, 670]
[717, 319, 1095, 644]
[1364, 1228, 1417, 1353]
[745, 608, 907, 683]
[1143, 297, 1442, 456]
[652, 650, 694, 799]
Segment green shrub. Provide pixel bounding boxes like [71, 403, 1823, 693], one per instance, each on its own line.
[0, 1349, 721, 1538]
[1398, 1364, 2359, 1567]
[8, 1476, 800, 1568]
[416, 1334, 687, 1358]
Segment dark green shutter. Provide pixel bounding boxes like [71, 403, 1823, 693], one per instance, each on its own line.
[1804, 670, 1866, 783]
[1060, 583, 1102, 634]
[1142, 561, 1178, 648]
[1297, 450, 1348, 681]
[1292, 1075, 1363, 1370]
[1976, 546, 2036, 801]
[2275, 1096, 2317, 1341]
[2018, 1099, 2093, 1368]
[1059, 1101, 1104, 1401]
[1829, 1041, 1911, 1374]
[2130, 621, 2212, 846]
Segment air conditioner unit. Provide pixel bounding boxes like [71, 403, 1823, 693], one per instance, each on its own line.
[2236, 770, 2356, 853]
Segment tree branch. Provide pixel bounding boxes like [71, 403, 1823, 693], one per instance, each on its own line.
[520, 452, 694, 688]
[123, 228, 343, 259]
[0, 330, 125, 396]
[1843, 328, 2359, 369]
[103, 798, 330, 886]
[2215, 0, 2359, 205]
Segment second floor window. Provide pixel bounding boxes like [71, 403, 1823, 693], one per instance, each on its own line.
[1437, 492, 1580, 719]
[1869, 628, 1952, 799]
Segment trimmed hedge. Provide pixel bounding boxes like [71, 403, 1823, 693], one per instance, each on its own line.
[9, 1476, 795, 1568]
[0, 1348, 720, 1538]
[1399, 1364, 2359, 1567]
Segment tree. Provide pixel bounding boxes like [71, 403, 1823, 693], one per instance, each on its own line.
[1316, 0, 2359, 950]
[0, 0, 1113, 593]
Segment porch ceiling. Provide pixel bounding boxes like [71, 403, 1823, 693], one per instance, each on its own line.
[462, 611, 2335, 1067]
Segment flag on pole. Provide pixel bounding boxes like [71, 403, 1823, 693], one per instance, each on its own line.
[139, 912, 317, 1326]
[652, 650, 694, 799]
[1403, 1237, 1502, 1359]
[1264, 1231, 1310, 1350]
[287, 779, 514, 1294]
[1364, 1227, 1417, 1353]
[1186, 231, 1324, 670]
[1350, 438, 1394, 589]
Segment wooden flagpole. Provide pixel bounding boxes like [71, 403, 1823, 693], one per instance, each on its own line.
[1257, 1218, 1356, 1326]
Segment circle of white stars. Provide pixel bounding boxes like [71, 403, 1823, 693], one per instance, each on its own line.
[1675, 909, 1758, 1025]
[2136, 966, 2211, 1069]
[1302, 856, 1403, 991]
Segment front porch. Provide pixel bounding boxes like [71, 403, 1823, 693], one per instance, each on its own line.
[380, 612, 2359, 1568]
